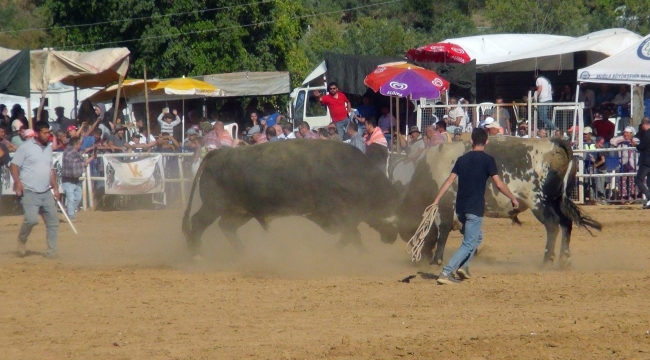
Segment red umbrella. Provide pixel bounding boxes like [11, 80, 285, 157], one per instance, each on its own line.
[364, 62, 449, 98]
[406, 42, 471, 64]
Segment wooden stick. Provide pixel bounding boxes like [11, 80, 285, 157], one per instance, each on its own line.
[112, 75, 124, 126]
[144, 67, 151, 143]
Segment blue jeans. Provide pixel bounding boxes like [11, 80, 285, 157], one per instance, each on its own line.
[18, 190, 59, 256]
[538, 101, 555, 130]
[335, 119, 349, 139]
[62, 182, 82, 219]
[442, 213, 483, 275]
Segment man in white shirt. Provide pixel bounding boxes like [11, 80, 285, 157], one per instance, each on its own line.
[278, 123, 296, 140]
[446, 97, 467, 133]
[534, 73, 556, 130]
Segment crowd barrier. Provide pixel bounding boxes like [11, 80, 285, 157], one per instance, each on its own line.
[1, 152, 195, 212]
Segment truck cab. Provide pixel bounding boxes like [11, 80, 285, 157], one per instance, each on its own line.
[290, 85, 332, 129]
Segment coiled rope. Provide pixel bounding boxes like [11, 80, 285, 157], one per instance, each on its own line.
[405, 204, 439, 262]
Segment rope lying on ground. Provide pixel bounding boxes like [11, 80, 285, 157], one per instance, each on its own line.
[405, 204, 438, 262]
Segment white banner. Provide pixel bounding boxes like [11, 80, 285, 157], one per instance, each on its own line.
[1, 152, 63, 195]
[103, 154, 165, 195]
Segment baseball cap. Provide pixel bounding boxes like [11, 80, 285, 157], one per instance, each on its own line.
[24, 129, 35, 138]
[486, 121, 500, 129]
[483, 117, 495, 125]
[583, 126, 593, 134]
[67, 125, 78, 132]
[624, 126, 636, 134]
[453, 128, 462, 135]
[408, 126, 420, 134]
[186, 128, 197, 135]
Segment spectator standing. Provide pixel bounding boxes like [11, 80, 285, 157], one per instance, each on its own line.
[433, 128, 519, 284]
[313, 82, 352, 138]
[558, 84, 574, 102]
[446, 97, 468, 133]
[61, 137, 94, 220]
[534, 73, 556, 130]
[346, 122, 365, 153]
[0, 104, 11, 134]
[610, 126, 640, 202]
[590, 113, 615, 143]
[355, 95, 375, 134]
[613, 85, 632, 129]
[108, 125, 128, 152]
[54, 106, 75, 134]
[494, 97, 511, 135]
[9, 121, 60, 258]
[157, 109, 181, 136]
[635, 117, 650, 209]
[578, 83, 596, 126]
[595, 84, 614, 109]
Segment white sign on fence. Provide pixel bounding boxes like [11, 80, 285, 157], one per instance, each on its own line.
[103, 154, 165, 195]
[1, 152, 63, 195]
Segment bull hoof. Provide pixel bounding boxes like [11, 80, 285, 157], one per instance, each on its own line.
[429, 258, 443, 266]
[559, 252, 572, 270]
[541, 257, 554, 269]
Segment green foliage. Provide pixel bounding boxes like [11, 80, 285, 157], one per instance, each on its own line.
[0, 0, 50, 49]
[484, 0, 589, 36]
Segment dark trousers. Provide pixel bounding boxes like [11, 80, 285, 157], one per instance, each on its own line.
[635, 165, 650, 201]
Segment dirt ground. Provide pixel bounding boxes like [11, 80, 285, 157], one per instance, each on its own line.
[0, 205, 649, 359]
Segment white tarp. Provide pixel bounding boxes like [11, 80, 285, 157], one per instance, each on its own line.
[1, 152, 63, 195]
[103, 154, 165, 195]
[578, 33, 650, 84]
[443, 28, 642, 73]
[202, 71, 290, 96]
[0, 47, 130, 91]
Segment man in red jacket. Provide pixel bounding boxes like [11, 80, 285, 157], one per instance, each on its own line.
[314, 82, 352, 139]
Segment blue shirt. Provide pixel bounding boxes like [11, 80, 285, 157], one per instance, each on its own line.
[264, 113, 280, 127]
[356, 105, 376, 119]
[80, 135, 95, 151]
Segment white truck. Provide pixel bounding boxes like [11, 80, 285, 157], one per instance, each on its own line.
[289, 61, 333, 129]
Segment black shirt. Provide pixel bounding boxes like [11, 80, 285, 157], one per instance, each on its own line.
[451, 150, 498, 217]
[637, 129, 650, 168]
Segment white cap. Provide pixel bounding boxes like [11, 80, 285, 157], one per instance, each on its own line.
[624, 126, 636, 134]
[486, 121, 500, 129]
[583, 126, 593, 134]
[484, 117, 495, 124]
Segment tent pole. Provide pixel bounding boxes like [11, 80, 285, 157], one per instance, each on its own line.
[182, 97, 185, 148]
[26, 97, 31, 128]
[74, 80, 78, 123]
[396, 97, 400, 151]
[112, 75, 124, 127]
[144, 67, 151, 143]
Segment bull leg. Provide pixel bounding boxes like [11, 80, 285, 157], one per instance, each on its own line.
[431, 209, 455, 266]
[558, 215, 573, 270]
[218, 214, 253, 251]
[188, 204, 221, 255]
[531, 208, 560, 267]
[420, 226, 438, 264]
[336, 226, 366, 253]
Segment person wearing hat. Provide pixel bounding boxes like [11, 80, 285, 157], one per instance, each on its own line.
[183, 128, 201, 152]
[516, 122, 529, 138]
[453, 127, 463, 142]
[485, 120, 501, 136]
[405, 125, 426, 163]
[127, 133, 155, 152]
[590, 112, 615, 143]
[326, 122, 343, 142]
[107, 125, 128, 152]
[54, 106, 74, 134]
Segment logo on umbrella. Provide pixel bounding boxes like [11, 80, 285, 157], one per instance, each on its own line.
[451, 47, 465, 54]
[374, 67, 387, 74]
[389, 81, 408, 90]
[432, 78, 444, 87]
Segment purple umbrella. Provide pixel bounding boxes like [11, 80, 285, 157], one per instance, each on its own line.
[377, 69, 442, 99]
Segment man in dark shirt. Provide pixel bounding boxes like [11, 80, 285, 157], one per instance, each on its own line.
[62, 137, 94, 220]
[432, 129, 519, 284]
[635, 117, 650, 209]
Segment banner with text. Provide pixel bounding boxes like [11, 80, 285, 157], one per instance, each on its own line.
[103, 154, 165, 195]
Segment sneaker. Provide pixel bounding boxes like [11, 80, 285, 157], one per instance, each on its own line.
[16, 242, 26, 258]
[643, 201, 650, 210]
[437, 272, 461, 285]
[456, 267, 472, 280]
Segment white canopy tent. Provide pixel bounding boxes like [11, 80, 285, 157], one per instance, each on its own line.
[578, 33, 650, 84]
[443, 29, 641, 73]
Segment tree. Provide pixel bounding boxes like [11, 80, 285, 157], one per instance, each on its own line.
[0, 0, 50, 49]
[485, 0, 589, 36]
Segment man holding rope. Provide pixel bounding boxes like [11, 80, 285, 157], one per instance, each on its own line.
[432, 128, 519, 285]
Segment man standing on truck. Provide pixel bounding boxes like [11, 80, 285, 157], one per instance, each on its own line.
[314, 82, 352, 139]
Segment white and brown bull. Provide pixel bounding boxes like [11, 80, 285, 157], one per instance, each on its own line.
[397, 136, 602, 268]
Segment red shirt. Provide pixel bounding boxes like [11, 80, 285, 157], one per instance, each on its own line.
[320, 92, 349, 122]
[591, 120, 615, 142]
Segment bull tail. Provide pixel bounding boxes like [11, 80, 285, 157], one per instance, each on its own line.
[182, 159, 209, 240]
[557, 140, 603, 235]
